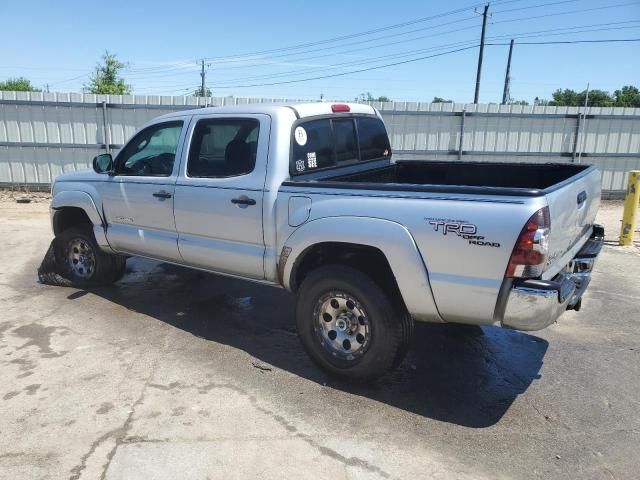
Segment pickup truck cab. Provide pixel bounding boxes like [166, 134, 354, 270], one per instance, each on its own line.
[50, 102, 604, 380]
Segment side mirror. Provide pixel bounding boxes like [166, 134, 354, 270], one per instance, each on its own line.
[93, 153, 114, 174]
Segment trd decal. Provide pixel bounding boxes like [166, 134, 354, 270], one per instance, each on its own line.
[425, 218, 501, 248]
[428, 220, 477, 236]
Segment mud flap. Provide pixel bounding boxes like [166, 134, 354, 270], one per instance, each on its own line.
[37, 239, 73, 287]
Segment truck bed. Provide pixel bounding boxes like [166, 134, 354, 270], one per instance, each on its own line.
[285, 160, 595, 197]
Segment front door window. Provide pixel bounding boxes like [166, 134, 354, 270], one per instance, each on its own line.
[116, 121, 183, 176]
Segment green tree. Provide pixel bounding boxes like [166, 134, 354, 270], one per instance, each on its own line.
[549, 88, 614, 107]
[356, 92, 392, 102]
[0, 77, 41, 92]
[613, 85, 640, 107]
[193, 86, 212, 97]
[432, 96, 453, 103]
[548, 88, 580, 106]
[583, 89, 614, 107]
[85, 51, 130, 95]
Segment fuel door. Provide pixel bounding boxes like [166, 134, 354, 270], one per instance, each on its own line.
[288, 196, 312, 227]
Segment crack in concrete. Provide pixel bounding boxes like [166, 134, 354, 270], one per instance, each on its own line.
[140, 379, 396, 479]
[68, 357, 161, 480]
[528, 400, 572, 432]
[68, 428, 124, 480]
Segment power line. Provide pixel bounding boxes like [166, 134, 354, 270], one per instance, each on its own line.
[117, 0, 509, 78]
[122, 0, 610, 74]
[206, 39, 480, 84]
[492, 0, 579, 14]
[17, 1, 638, 95]
[209, 45, 480, 89]
[15, 0, 634, 87]
[200, 4, 484, 61]
[198, 25, 638, 88]
[120, 20, 640, 92]
[47, 71, 92, 86]
[186, 23, 482, 75]
[198, 0, 585, 66]
[487, 38, 640, 45]
[486, 20, 640, 41]
[122, 14, 482, 81]
[122, 17, 640, 85]
[117, 1, 637, 80]
[491, 1, 638, 24]
[208, 38, 640, 90]
[125, 12, 640, 81]
[200, 0, 573, 62]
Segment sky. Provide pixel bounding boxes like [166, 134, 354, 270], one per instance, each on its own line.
[1, 0, 639, 103]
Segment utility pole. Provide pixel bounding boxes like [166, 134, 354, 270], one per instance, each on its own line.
[200, 59, 206, 97]
[474, 3, 490, 104]
[501, 39, 514, 105]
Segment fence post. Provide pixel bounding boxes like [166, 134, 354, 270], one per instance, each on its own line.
[619, 170, 640, 246]
[458, 109, 466, 160]
[571, 113, 581, 163]
[101, 101, 111, 154]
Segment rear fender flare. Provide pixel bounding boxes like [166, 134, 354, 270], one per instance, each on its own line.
[282, 216, 443, 322]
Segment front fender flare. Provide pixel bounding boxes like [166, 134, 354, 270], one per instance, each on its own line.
[282, 216, 443, 322]
[51, 191, 111, 251]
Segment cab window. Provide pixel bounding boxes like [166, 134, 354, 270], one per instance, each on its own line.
[291, 119, 334, 174]
[357, 117, 391, 161]
[116, 121, 183, 176]
[290, 115, 390, 175]
[187, 118, 259, 178]
[333, 119, 358, 165]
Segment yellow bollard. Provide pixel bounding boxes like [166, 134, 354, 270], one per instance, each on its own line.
[619, 170, 640, 246]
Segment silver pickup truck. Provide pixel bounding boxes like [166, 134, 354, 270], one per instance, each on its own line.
[49, 102, 604, 380]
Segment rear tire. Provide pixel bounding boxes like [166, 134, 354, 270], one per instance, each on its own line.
[54, 225, 125, 287]
[296, 265, 410, 381]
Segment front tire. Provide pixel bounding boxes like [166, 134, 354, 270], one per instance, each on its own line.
[54, 225, 125, 287]
[296, 265, 410, 381]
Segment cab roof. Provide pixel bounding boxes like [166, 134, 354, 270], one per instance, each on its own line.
[155, 102, 378, 121]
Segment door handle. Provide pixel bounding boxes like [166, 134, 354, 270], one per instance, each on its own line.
[153, 190, 172, 199]
[231, 196, 256, 206]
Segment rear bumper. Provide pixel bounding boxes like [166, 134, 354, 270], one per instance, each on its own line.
[501, 224, 604, 331]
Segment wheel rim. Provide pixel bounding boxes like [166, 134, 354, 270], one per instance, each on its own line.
[67, 238, 96, 279]
[313, 291, 371, 361]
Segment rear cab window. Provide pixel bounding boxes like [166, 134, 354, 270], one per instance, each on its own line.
[291, 115, 390, 176]
[187, 118, 259, 178]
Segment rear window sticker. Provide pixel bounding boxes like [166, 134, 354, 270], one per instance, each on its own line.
[295, 159, 306, 172]
[306, 152, 317, 168]
[294, 126, 307, 146]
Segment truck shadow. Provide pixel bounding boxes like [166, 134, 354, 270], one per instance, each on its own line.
[90, 258, 548, 429]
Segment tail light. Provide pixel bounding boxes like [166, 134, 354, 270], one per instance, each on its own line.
[505, 207, 551, 278]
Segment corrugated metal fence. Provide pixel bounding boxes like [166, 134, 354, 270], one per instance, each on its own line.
[1, 91, 639, 196]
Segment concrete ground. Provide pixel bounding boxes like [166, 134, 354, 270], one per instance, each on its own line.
[0, 197, 638, 480]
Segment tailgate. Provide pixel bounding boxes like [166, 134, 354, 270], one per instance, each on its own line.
[542, 166, 601, 279]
